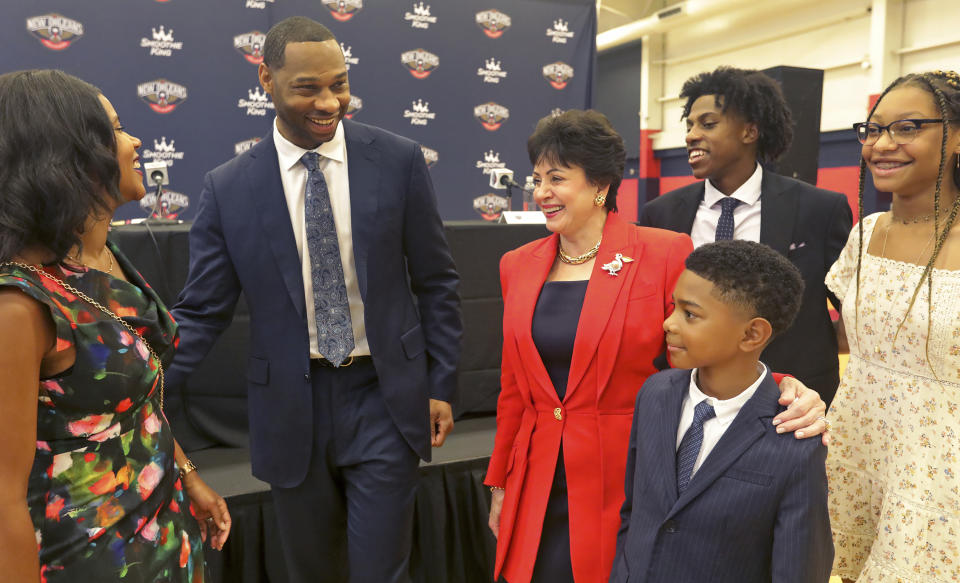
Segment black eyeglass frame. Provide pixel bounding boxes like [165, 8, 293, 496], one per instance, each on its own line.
[852, 118, 957, 145]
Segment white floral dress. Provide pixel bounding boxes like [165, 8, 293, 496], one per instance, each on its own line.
[825, 212, 960, 582]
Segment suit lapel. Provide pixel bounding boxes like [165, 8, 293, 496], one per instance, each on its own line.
[656, 371, 689, 507]
[666, 372, 781, 518]
[673, 184, 703, 233]
[759, 172, 797, 256]
[247, 134, 307, 318]
[344, 120, 380, 299]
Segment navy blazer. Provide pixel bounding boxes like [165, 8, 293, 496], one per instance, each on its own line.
[610, 368, 833, 583]
[168, 119, 462, 487]
[638, 172, 852, 405]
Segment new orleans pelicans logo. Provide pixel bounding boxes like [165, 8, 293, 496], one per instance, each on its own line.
[346, 95, 363, 119]
[141, 190, 189, 220]
[137, 79, 188, 114]
[401, 49, 439, 79]
[473, 194, 509, 221]
[323, 0, 363, 22]
[475, 10, 511, 38]
[234, 31, 266, 65]
[26, 14, 84, 51]
[234, 138, 261, 156]
[474, 102, 509, 132]
[421, 146, 438, 168]
[542, 62, 574, 90]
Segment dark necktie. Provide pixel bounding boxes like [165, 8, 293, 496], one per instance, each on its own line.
[676, 399, 716, 493]
[301, 152, 355, 366]
[715, 197, 742, 241]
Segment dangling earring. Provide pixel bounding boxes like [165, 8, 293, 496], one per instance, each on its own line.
[594, 193, 606, 207]
[956, 153, 959, 169]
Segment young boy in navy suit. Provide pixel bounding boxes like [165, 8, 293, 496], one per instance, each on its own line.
[610, 240, 833, 583]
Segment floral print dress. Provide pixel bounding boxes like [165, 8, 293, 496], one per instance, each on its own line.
[825, 213, 960, 582]
[0, 243, 205, 582]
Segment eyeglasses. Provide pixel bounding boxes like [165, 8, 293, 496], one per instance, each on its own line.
[853, 118, 951, 145]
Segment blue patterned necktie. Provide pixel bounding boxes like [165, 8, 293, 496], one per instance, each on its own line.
[715, 197, 742, 241]
[301, 152, 354, 366]
[676, 399, 716, 493]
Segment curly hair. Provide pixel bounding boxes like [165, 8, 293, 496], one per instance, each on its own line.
[527, 109, 625, 212]
[680, 66, 794, 164]
[0, 69, 120, 264]
[263, 17, 336, 69]
[684, 240, 804, 338]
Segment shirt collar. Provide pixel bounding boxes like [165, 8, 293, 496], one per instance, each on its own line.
[273, 117, 346, 172]
[686, 362, 768, 429]
[703, 162, 763, 209]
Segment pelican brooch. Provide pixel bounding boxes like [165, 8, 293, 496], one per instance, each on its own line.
[601, 253, 634, 276]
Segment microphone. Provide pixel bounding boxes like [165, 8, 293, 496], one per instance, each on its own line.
[143, 161, 176, 223]
[490, 168, 522, 190]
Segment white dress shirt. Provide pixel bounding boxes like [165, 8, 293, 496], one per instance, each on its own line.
[690, 163, 763, 248]
[273, 119, 370, 358]
[675, 363, 768, 478]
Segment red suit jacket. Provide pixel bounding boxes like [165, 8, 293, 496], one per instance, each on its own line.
[485, 212, 692, 583]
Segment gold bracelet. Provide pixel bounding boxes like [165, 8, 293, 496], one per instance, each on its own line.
[179, 459, 198, 481]
[490, 485, 504, 493]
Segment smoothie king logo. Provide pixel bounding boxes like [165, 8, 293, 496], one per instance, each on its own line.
[234, 31, 266, 64]
[475, 10, 511, 38]
[234, 138, 261, 156]
[345, 95, 363, 119]
[26, 14, 83, 50]
[542, 62, 574, 90]
[473, 194, 509, 221]
[404, 2, 437, 29]
[138, 80, 187, 114]
[323, 0, 363, 21]
[404, 99, 436, 126]
[141, 25, 183, 57]
[238, 87, 275, 116]
[475, 150, 506, 176]
[546, 19, 575, 44]
[340, 43, 360, 70]
[141, 190, 189, 220]
[141, 137, 185, 166]
[401, 49, 439, 79]
[421, 146, 438, 168]
[245, 0, 275, 9]
[478, 58, 507, 84]
[474, 102, 509, 131]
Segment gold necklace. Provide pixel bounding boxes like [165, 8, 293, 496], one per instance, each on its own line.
[890, 212, 935, 224]
[70, 246, 114, 274]
[558, 236, 602, 264]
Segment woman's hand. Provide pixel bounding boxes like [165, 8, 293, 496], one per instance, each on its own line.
[773, 376, 830, 445]
[183, 473, 232, 550]
[488, 488, 505, 539]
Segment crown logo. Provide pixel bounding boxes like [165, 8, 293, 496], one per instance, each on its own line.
[340, 43, 352, 58]
[413, 2, 431, 16]
[483, 150, 500, 163]
[411, 99, 430, 113]
[248, 87, 268, 102]
[154, 137, 176, 152]
[485, 58, 501, 71]
[152, 25, 174, 42]
[553, 19, 568, 32]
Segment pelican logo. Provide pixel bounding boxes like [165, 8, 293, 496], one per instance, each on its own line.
[238, 86, 275, 116]
[546, 19, 575, 44]
[475, 150, 506, 175]
[404, 2, 437, 29]
[345, 95, 363, 119]
[401, 49, 439, 79]
[473, 194, 509, 221]
[323, 0, 363, 22]
[140, 25, 183, 57]
[542, 62, 574, 90]
[403, 99, 436, 126]
[478, 58, 507, 84]
[142, 137, 185, 166]
[421, 146, 438, 168]
[245, 0, 275, 9]
[26, 14, 84, 51]
[137, 80, 187, 114]
[475, 10, 511, 38]
[141, 190, 189, 220]
[234, 31, 266, 65]
[234, 138, 261, 156]
[340, 43, 360, 70]
[473, 102, 509, 131]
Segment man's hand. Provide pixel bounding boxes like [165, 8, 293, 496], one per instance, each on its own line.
[429, 399, 454, 447]
[774, 376, 830, 446]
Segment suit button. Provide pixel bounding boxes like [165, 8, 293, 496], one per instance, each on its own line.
[304, 374, 310, 381]
[663, 520, 677, 534]
[554, 407, 562, 421]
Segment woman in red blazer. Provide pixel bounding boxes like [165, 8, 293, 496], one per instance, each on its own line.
[484, 110, 827, 583]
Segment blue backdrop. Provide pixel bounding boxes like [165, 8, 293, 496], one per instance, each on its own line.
[2, 0, 596, 221]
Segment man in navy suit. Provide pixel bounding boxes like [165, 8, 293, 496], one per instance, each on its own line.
[167, 17, 462, 583]
[610, 240, 832, 583]
[639, 67, 851, 407]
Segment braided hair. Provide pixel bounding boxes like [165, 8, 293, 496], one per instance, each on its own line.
[853, 70, 960, 379]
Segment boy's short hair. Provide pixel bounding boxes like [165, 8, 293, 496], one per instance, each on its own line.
[680, 66, 793, 164]
[685, 240, 803, 338]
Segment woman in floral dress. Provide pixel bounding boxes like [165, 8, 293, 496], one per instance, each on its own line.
[826, 71, 960, 582]
[0, 70, 230, 582]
